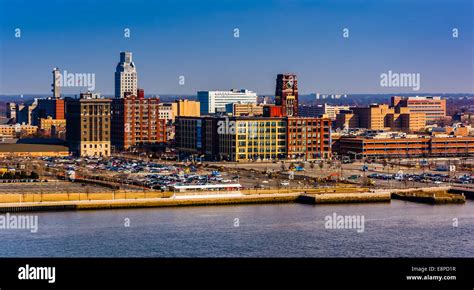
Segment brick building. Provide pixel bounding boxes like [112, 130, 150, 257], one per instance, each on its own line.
[111, 91, 166, 150]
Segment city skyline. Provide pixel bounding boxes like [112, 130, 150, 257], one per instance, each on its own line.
[0, 0, 473, 96]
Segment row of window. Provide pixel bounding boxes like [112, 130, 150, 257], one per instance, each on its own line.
[237, 141, 286, 146]
[237, 122, 286, 127]
[238, 148, 286, 153]
[83, 143, 109, 149]
[237, 134, 286, 140]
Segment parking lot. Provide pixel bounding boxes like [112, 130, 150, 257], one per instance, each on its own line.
[367, 172, 474, 185]
[214, 157, 474, 189]
[1, 156, 470, 193]
[39, 156, 267, 190]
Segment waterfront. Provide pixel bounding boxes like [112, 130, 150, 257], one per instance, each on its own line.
[0, 200, 473, 257]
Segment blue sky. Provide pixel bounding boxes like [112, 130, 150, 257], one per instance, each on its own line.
[0, 0, 472, 95]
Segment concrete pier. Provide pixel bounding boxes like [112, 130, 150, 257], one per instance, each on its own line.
[0, 193, 300, 213]
[391, 190, 465, 204]
[0, 186, 466, 213]
[449, 187, 474, 200]
[296, 192, 391, 204]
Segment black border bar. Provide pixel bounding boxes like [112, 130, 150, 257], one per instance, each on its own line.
[0, 258, 472, 289]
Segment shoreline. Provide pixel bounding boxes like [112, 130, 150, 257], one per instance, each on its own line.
[0, 191, 395, 213]
[0, 186, 468, 213]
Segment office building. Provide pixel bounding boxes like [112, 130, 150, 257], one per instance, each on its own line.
[351, 104, 393, 129]
[391, 96, 446, 122]
[225, 103, 264, 116]
[386, 107, 426, 132]
[336, 104, 426, 132]
[175, 116, 331, 161]
[197, 89, 257, 115]
[176, 116, 287, 161]
[275, 74, 298, 116]
[287, 117, 332, 159]
[335, 110, 359, 130]
[174, 117, 208, 156]
[66, 92, 111, 157]
[219, 117, 288, 161]
[338, 133, 474, 158]
[115, 51, 137, 98]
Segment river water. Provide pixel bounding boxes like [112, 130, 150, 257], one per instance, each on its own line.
[1, 200, 473, 257]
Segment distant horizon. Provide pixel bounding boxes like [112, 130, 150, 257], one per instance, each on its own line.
[1, 92, 474, 98]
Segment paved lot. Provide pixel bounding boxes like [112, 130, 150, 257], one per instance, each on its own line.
[2, 156, 473, 192]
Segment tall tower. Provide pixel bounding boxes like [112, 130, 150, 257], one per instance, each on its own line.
[115, 51, 137, 98]
[52, 68, 61, 99]
[275, 73, 298, 116]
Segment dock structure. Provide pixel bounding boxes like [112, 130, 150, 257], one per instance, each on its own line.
[0, 186, 468, 213]
[296, 192, 391, 204]
[449, 187, 474, 200]
[0, 190, 387, 213]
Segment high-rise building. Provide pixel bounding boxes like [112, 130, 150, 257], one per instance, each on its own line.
[391, 96, 446, 122]
[115, 52, 137, 98]
[66, 93, 111, 157]
[111, 90, 166, 150]
[52, 68, 61, 99]
[197, 89, 257, 115]
[275, 74, 298, 116]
